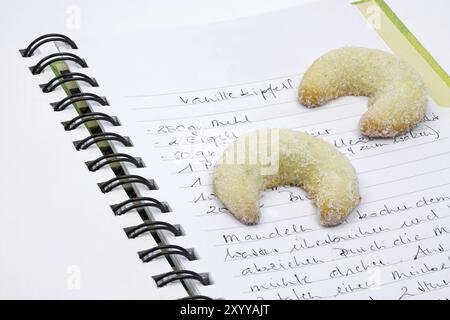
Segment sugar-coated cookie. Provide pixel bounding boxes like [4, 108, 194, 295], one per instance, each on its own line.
[299, 47, 427, 137]
[213, 129, 360, 226]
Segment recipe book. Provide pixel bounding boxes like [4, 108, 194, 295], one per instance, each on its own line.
[19, 0, 450, 299]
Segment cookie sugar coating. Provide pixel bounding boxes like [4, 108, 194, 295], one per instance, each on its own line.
[299, 47, 427, 137]
[213, 129, 360, 226]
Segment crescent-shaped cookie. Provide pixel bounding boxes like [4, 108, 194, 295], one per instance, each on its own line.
[299, 47, 427, 137]
[213, 129, 360, 226]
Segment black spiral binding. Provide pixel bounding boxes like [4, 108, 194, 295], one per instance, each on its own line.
[31, 52, 87, 75]
[85, 153, 144, 172]
[22, 34, 211, 299]
[138, 245, 196, 263]
[20, 33, 78, 57]
[98, 175, 157, 193]
[111, 197, 170, 215]
[124, 221, 182, 238]
[41, 72, 98, 93]
[74, 132, 132, 150]
[51, 92, 109, 112]
[153, 270, 210, 288]
[62, 112, 120, 131]
[179, 295, 214, 301]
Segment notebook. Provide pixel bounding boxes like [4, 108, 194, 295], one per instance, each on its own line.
[15, 0, 450, 299]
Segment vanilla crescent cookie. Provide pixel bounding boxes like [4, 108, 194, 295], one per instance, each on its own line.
[213, 129, 360, 226]
[299, 47, 427, 137]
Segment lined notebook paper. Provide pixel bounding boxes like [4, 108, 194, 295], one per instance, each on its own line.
[78, 0, 450, 299]
[0, 43, 187, 299]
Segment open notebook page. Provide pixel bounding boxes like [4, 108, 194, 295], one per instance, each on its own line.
[0, 42, 187, 299]
[78, 0, 450, 299]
